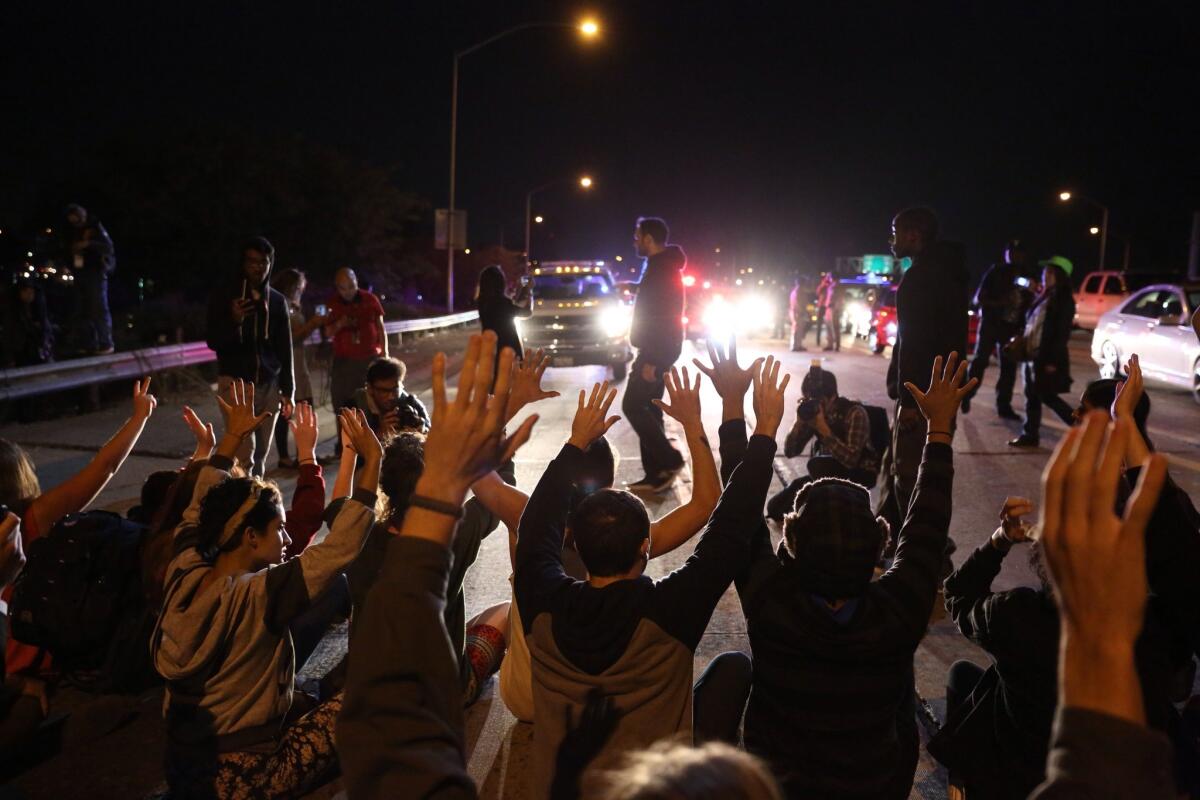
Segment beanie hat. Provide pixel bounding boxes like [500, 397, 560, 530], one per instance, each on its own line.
[782, 478, 883, 598]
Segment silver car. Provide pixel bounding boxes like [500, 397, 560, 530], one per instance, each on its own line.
[1090, 282, 1200, 403]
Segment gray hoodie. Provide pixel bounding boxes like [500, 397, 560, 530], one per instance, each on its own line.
[152, 454, 376, 750]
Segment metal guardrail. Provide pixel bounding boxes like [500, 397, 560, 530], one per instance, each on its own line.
[0, 310, 479, 402]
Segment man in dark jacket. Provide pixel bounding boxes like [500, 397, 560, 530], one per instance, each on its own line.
[65, 203, 116, 355]
[622, 216, 686, 492]
[205, 236, 295, 477]
[886, 207, 968, 512]
[963, 240, 1028, 419]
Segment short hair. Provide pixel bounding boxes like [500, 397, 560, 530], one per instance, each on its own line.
[575, 436, 616, 496]
[801, 367, 838, 399]
[130, 469, 182, 525]
[272, 268, 306, 300]
[568, 489, 650, 577]
[1080, 378, 1153, 449]
[366, 356, 407, 385]
[636, 217, 669, 246]
[893, 207, 939, 243]
[380, 432, 426, 522]
[594, 740, 783, 800]
[244, 236, 275, 260]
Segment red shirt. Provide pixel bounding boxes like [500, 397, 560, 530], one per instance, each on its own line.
[327, 289, 386, 360]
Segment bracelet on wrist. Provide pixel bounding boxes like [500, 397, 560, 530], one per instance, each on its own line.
[408, 494, 464, 520]
[926, 429, 953, 439]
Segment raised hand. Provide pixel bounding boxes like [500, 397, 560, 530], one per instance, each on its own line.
[751, 355, 791, 438]
[506, 348, 561, 423]
[289, 402, 320, 463]
[216, 379, 272, 442]
[131, 377, 158, 421]
[691, 336, 763, 405]
[340, 408, 383, 465]
[420, 332, 538, 501]
[903, 352, 977, 433]
[569, 381, 621, 451]
[1111, 354, 1143, 422]
[651, 367, 703, 432]
[1039, 413, 1166, 722]
[182, 405, 216, 460]
[997, 495, 1035, 544]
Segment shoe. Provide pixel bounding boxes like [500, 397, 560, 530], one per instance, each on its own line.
[997, 406, 1021, 420]
[822, 346, 834, 352]
[277, 456, 299, 469]
[791, 346, 808, 352]
[1008, 435, 1039, 448]
[628, 468, 680, 494]
[91, 346, 116, 356]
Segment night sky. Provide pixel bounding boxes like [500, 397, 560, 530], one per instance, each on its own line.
[4, 1, 1199, 283]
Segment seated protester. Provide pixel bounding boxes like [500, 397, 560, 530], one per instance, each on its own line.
[767, 361, 880, 521]
[345, 355, 430, 439]
[514, 357, 789, 796]
[735, 353, 975, 800]
[592, 741, 783, 800]
[1029, 412, 1174, 799]
[151, 381, 381, 799]
[1, 378, 157, 677]
[0, 510, 45, 758]
[469, 366, 722, 722]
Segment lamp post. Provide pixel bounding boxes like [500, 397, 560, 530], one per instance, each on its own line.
[1058, 190, 1110, 270]
[525, 175, 594, 260]
[1090, 226, 1131, 270]
[446, 19, 600, 311]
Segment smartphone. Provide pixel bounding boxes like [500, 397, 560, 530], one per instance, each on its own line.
[316, 304, 328, 317]
[1015, 277, 1031, 288]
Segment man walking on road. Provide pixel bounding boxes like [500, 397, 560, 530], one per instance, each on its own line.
[205, 236, 295, 477]
[65, 204, 116, 355]
[887, 207, 969, 512]
[623, 216, 686, 493]
[963, 240, 1028, 419]
[327, 267, 388, 454]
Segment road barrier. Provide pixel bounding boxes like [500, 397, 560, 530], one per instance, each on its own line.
[0, 310, 479, 401]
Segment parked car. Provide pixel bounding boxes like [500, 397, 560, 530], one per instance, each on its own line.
[1090, 282, 1200, 403]
[869, 285, 979, 356]
[1073, 270, 1178, 329]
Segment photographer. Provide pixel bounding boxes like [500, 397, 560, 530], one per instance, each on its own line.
[345, 356, 430, 440]
[767, 363, 880, 521]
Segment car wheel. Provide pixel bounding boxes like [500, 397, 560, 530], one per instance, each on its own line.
[611, 361, 627, 382]
[1098, 340, 1120, 380]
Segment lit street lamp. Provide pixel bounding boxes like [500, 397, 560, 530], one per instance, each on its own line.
[525, 175, 594, 260]
[1090, 226, 1131, 270]
[446, 18, 600, 310]
[1058, 189, 1110, 270]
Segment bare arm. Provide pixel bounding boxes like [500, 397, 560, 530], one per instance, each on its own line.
[649, 422, 718, 558]
[331, 432, 358, 502]
[469, 472, 529, 567]
[30, 379, 156, 535]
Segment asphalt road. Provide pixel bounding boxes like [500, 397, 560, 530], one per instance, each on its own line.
[3, 325, 1197, 800]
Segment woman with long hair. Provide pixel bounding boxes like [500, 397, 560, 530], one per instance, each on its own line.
[1009, 256, 1077, 447]
[476, 264, 531, 366]
[271, 268, 325, 468]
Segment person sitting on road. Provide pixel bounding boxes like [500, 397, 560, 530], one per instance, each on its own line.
[513, 352, 788, 796]
[151, 382, 381, 799]
[469, 362, 722, 723]
[0, 511, 44, 762]
[343, 355, 430, 440]
[767, 361, 881, 521]
[732, 353, 974, 800]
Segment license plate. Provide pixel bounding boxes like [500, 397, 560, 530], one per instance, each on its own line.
[551, 355, 575, 367]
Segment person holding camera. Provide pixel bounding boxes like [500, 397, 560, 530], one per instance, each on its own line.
[767, 362, 881, 521]
[344, 356, 430, 441]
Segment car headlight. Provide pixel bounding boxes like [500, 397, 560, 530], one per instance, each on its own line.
[738, 294, 775, 329]
[600, 305, 632, 338]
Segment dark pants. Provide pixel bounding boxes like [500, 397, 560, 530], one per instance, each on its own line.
[1021, 363, 1074, 440]
[693, 651, 753, 744]
[289, 574, 352, 673]
[814, 305, 828, 346]
[77, 268, 114, 352]
[621, 356, 683, 477]
[892, 403, 955, 577]
[967, 319, 1018, 410]
[946, 659, 985, 723]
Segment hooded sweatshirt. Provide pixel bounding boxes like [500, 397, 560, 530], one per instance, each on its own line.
[152, 455, 376, 752]
[886, 240, 968, 407]
[206, 260, 295, 400]
[630, 244, 686, 367]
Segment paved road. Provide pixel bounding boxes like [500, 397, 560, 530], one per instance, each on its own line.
[3, 325, 1196, 799]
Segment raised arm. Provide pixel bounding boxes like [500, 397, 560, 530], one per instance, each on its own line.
[283, 403, 325, 557]
[469, 471, 529, 566]
[29, 378, 156, 536]
[691, 335, 760, 485]
[338, 332, 535, 798]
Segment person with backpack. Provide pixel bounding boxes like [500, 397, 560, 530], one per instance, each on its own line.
[152, 382, 381, 798]
[1, 378, 157, 679]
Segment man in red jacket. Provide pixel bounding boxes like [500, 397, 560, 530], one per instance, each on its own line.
[326, 268, 388, 455]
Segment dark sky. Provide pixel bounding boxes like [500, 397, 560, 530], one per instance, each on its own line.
[4, 1, 1199, 282]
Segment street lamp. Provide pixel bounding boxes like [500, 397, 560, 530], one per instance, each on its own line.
[534, 215, 544, 224]
[446, 18, 600, 311]
[525, 175, 594, 259]
[1058, 189, 1110, 270]
[1091, 227, 1132, 270]
[1089, 226, 1100, 235]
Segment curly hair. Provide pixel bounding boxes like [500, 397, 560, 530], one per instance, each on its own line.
[194, 476, 282, 561]
[379, 431, 427, 523]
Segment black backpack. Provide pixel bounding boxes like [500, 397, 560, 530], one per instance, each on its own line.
[863, 404, 891, 458]
[8, 510, 159, 693]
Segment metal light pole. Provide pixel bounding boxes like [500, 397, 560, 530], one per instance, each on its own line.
[524, 176, 593, 260]
[446, 19, 600, 311]
[1059, 191, 1110, 270]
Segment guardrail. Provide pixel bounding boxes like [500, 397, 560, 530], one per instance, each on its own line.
[0, 310, 479, 402]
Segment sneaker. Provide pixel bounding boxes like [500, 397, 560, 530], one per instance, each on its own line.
[997, 406, 1021, 421]
[628, 468, 679, 494]
[1007, 435, 1040, 448]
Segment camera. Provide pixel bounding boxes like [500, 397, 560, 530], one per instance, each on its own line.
[797, 398, 822, 421]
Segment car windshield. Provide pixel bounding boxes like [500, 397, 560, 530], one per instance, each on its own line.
[1189, 289, 1200, 313]
[532, 273, 613, 300]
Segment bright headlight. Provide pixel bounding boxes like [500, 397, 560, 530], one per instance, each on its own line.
[738, 294, 775, 328]
[600, 305, 632, 338]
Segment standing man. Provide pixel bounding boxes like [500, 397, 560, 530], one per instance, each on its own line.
[822, 273, 842, 352]
[65, 204, 116, 355]
[789, 274, 809, 352]
[623, 216, 686, 493]
[962, 240, 1027, 419]
[206, 236, 295, 477]
[327, 268, 388, 451]
[886, 207, 968, 512]
[813, 272, 833, 349]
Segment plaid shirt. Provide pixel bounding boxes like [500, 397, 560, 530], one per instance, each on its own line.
[785, 399, 879, 474]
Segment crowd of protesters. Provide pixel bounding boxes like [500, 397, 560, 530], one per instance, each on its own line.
[0, 207, 1196, 800]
